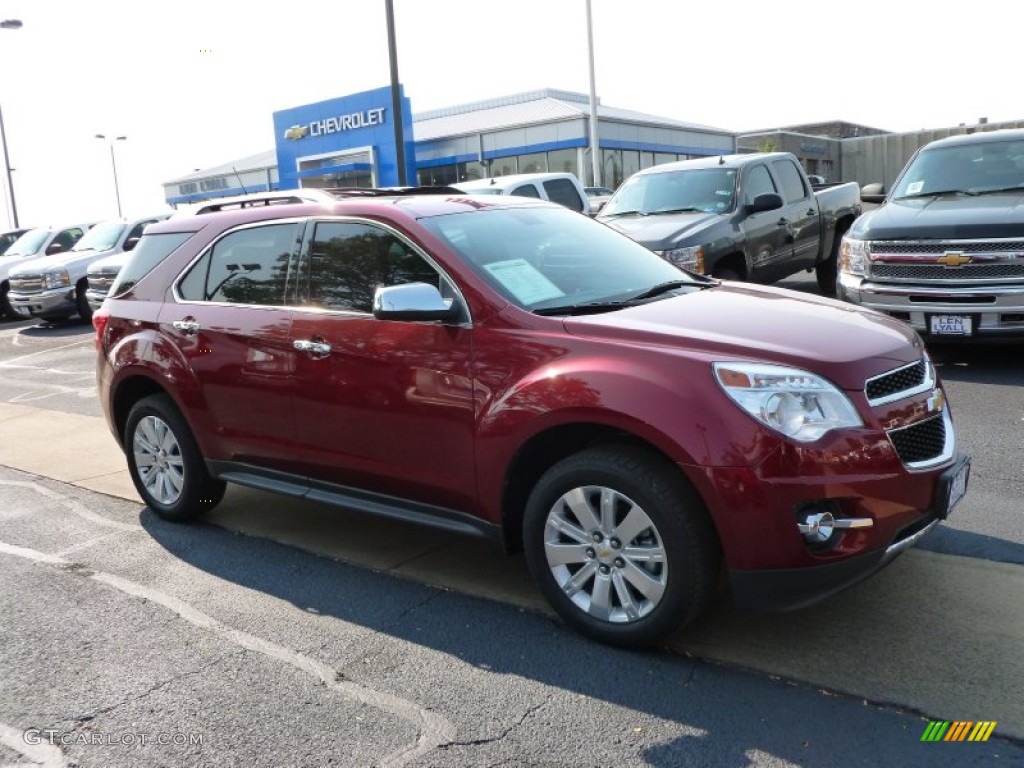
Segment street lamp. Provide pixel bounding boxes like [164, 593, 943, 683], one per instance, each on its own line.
[95, 134, 127, 218]
[1, 18, 22, 228]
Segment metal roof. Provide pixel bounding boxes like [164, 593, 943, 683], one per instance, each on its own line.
[166, 149, 278, 185]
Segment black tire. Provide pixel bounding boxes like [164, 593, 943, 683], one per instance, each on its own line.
[713, 266, 741, 281]
[75, 281, 93, 322]
[816, 231, 844, 296]
[0, 283, 24, 320]
[124, 393, 226, 521]
[523, 445, 720, 648]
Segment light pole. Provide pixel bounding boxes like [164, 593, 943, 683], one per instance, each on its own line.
[95, 134, 127, 218]
[1, 18, 22, 228]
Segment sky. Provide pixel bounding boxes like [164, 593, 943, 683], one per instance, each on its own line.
[0, 0, 1019, 229]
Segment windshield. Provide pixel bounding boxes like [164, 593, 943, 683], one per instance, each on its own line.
[601, 167, 737, 216]
[3, 229, 48, 257]
[72, 221, 126, 252]
[420, 205, 701, 312]
[892, 139, 1024, 198]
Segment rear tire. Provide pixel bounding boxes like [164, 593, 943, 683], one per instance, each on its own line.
[0, 283, 25, 320]
[816, 230, 845, 296]
[124, 394, 226, 521]
[75, 281, 93, 322]
[523, 445, 720, 648]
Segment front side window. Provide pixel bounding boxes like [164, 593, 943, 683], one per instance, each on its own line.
[177, 223, 300, 306]
[304, 221, 443, 313]
[743, 165, 778, 203]
[770, 159, 808, 201]
[509, 184, 542, 199]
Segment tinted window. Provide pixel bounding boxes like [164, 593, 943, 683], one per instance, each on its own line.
[110, 232, 195, 296]
[543, 178, 585, 212]
[509, 184, 541, 199]
[305, 222, 441, 313]
[770, 159, 808, 201]
[178, 223, 299, 305]
[52, 228, 85, 251]
[743, 165, 778, 203]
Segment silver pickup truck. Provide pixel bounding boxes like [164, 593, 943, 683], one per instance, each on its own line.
[8, 214, 167, 322]
[838, 128, 1024, 340]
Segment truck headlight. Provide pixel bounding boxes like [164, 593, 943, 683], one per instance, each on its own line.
[44, 270, 71, 289]
[713, 362, 863, 442]
[839, 237, 869, 276]
[658, 245, 705, 274]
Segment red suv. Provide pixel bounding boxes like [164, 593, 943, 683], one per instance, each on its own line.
[95, 191, 970, 647]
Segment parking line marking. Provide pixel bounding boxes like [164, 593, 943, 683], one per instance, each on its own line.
[0, 339, 92, 367]
[0, 721, 68, 768]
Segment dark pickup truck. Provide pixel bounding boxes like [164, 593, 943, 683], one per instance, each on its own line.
[838, 128, 1024, 340]
[597, 152, 862, 293]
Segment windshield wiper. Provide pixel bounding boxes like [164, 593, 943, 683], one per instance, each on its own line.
[533, 301, 630, 316]
[895, 189, 976, 200]
[600, 209, 647, 218]
[968, 185, 1024, 196]
[648, 207, 706, 215]
[623, 280, 693, 301]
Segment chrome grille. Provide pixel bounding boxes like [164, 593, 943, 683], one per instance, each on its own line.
[870, 263, 1024, 281]
[865, 359, 930, 405]
[88, 275, 116, 291]
[871, 240, 1024, 254]
[887, 414, 946, 465]
[9, 276, 44, 293]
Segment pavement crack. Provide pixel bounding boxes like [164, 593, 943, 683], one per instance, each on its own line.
[439, 699, 547, 749]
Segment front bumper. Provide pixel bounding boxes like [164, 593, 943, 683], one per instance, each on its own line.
[86, 289, 109, 314]
[838, 272, 1024, 339]
[8, 288, 76, 319]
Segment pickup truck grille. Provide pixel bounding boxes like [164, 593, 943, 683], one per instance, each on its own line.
[868, 238, 1024, 283]
[8, 276, 44, 293]
[88, 274, 117, 292]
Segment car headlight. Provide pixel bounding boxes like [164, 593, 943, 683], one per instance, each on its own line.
[713, 362, 863, 442]
[839, 237, 870, 276]
[44, 270, 71, 290]
[658, 245, 705, 274]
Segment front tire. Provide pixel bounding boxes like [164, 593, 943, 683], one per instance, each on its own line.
[75, 281, 93, 322]
[816, 231, 845, 296]
[523, 446, 720, 648]
[124, 394, 225, 521]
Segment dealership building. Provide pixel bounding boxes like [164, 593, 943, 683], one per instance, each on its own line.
[162, 86, 736, 207]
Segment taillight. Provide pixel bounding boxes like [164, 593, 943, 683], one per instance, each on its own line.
[92, 306, 110, 349]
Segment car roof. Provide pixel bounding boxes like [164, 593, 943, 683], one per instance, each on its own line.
[922, 127, 1024, 150]
[633, 153, 789, 176]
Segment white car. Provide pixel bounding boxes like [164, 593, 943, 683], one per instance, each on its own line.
[454, 173, 590, 215]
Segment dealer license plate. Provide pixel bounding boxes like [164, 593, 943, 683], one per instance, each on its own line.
[929, 314, 972, 336]
[940, 458, 970, 519]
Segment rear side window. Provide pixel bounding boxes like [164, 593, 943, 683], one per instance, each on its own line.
[178, 223, 300, 306]
[543, 178, 585, 212]
[509, 184, 541, 199]
[303, 221, 443, 313]
[110, 232, 195, 296]
[770, 159, 809, 201]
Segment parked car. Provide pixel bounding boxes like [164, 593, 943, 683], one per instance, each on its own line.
[597, 153, 862, 294]
[453, 172, 590, 215]
[9, 214, 169, 322]
[1, 228, 32, 257]
[94, 191, 969, 648]
[839, 128, 1024, 340]
[0, 223, 95, 319]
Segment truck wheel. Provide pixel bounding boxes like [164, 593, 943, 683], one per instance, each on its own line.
[816, 234, 842, 296]
[124, 394, 226, 522]
[0, 283, 13, 319]
[523, 445, 720, 648]
[713, 267, 741, 281]
[75, 281, 93, 322]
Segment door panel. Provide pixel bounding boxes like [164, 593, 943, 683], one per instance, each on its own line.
[771, 159, 821, 278]
[739, 163, 790, 279]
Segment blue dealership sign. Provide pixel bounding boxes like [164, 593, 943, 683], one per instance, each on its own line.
[273, 85, 415, 188]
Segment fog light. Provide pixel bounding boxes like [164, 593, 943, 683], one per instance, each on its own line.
[797, 505, 874, 544]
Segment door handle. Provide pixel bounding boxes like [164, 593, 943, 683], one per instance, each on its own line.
[293, 339, 332, 357]
[777, 218, 789, 227]
[172, 319, 200, 335]
[806, 209, 816, 216]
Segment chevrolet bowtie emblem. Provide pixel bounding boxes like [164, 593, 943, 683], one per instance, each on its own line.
[283, 125, 309, 140]
[936, 252, 971, 267]
[927, 388, 946, 414]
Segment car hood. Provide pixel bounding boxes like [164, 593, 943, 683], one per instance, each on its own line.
[854, 193, 1024, 240]
[562, 283, 923, 390]
[598, 211, 721, 250]
[9, 248, 119, 276]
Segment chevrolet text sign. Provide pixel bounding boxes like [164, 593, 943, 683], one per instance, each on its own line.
[284, 108, 387, 140]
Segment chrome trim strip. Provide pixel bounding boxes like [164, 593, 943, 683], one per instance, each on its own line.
[865, 358, 935, 407]
[882, 518, 940, 562]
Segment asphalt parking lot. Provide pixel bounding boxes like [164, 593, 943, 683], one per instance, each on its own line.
[1, 282, 1022, 766]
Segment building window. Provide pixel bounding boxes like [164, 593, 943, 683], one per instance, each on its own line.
[518, 152, 547, 174]
[547, 148, 577, 176]
[490, 157, 517, 177]
[621, 151, 640, 187]
[601, 149, 623, 189]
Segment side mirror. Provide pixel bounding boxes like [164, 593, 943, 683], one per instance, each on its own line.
[745, 192, 783, 214]
[373, 282, 457, 322]
[45, 242, 66, 255]
[861, 183, 886, 204]
[123, 236, 140, 251]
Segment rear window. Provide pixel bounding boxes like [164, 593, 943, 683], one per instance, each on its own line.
[109, 232, 195, 296]
[543, 178, 585, 212]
